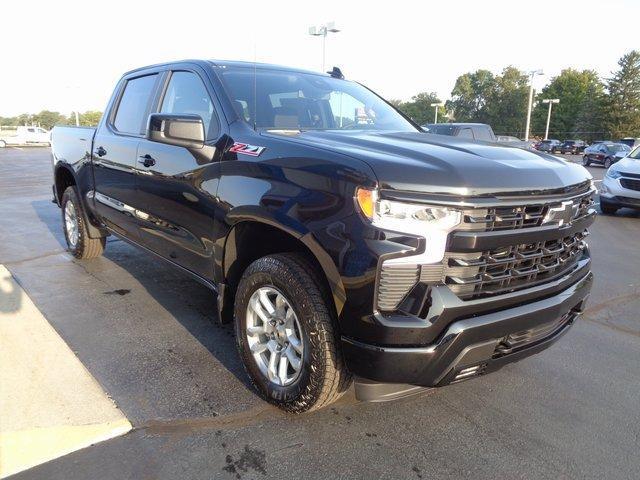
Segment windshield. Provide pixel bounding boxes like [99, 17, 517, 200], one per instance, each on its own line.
[629, 146, 640, 159]
[214, 66, 417, 132]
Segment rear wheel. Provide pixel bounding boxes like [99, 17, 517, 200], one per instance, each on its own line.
[0, 140, 6, 148]
[582, 155, 591, 167]
[61, 187, 106, 259]
[234, 253, 351, 413]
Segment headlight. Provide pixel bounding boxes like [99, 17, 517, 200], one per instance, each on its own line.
[356, 187, 461, 264]
[606, 169, 622, 179]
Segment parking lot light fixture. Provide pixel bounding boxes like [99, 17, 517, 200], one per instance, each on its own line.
[431, 102, 445, 124]
[524, 69, 544, 141]
[542, 98, 560, 141]
[308, 22, 340, 72]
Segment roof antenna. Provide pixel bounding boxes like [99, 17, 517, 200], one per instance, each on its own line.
[327, 66, 344, 79]
[252, 43, 258, 131]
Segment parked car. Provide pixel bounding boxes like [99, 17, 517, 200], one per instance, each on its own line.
[619, 137, 640, 149]
[600, 145, 640, 214]
[51, 60, 595, 412]
[422, 123, 496, 142]
[583, 142, 631, 168]
[559, 140, 587, 155]
[0, 126, 51, 148]
[536, 139, 562, 152]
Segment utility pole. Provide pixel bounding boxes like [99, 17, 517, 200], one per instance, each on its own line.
[431, 102, 445, 124]
[308, 22, 340, 72]
[524, 69, 544, 141]
[542, 99, 559, 140]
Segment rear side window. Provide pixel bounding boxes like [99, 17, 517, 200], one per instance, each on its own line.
[114, 74, 158, 135]
[161, 71, 216, 138]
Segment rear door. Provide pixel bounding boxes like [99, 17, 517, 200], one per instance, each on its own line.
[92, 72, 162, 239]
[134, 67, 226, 279]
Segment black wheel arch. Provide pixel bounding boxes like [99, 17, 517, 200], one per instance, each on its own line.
[219, 218, 346, 325]
[54, 162, 107, 239]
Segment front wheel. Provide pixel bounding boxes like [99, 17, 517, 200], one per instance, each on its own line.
[604, 157, 613, 169]
[582, 155, 591, 167]
[234, 253, 351, 413]
[61, 187, 106, 259]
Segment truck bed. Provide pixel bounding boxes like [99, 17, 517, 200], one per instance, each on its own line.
[51, 126, 96, 167]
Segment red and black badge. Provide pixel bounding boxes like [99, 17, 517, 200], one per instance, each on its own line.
[229, 142, 266, 157]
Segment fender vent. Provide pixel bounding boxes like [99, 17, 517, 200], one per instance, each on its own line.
[377, 264, 419, 311]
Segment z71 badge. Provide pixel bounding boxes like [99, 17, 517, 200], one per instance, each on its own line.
[229, 142, 266, 157]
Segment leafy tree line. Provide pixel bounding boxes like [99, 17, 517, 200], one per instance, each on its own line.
[0, 111, 102, 130]
[394, 50, 640, 142]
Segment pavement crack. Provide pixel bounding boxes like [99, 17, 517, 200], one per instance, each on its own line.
[3, 249, 65, 266]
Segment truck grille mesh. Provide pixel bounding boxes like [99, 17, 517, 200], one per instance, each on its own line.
[444, 232, 587, 299]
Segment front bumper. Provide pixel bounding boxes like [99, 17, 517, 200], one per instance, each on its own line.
[343, 267, 592, 390]
[600, 175, 640, 208]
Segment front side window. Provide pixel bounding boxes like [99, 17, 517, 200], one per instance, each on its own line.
[216, 66, 417, 132]
[161, 71, 216, 137]
[114, 74, 158, 135]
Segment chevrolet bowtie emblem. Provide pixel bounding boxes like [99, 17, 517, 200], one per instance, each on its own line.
[543, 200, 578, 226]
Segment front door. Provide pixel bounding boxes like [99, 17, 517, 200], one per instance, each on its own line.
[134, 69, 225, 280]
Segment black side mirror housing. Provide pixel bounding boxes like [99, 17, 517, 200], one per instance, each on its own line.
[146, 113, 205, 149]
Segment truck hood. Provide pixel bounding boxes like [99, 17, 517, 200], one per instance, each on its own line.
[267, 130, 591, 196]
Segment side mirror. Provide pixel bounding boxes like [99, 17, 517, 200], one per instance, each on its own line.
[146, 113, 205, 149]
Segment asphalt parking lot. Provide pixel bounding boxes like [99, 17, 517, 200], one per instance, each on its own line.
[2, 147, 639, 480]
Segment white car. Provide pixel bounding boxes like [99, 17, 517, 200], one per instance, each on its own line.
[0, 126, 51, 148]
[600, 146, 640, 214]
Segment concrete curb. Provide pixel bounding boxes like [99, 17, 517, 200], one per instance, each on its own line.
[0, 265, 132, 478]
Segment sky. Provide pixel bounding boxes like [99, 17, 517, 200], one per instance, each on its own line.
[1, 0, 638, 117]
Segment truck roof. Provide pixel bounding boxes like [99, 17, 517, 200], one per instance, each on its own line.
[123, 59, 327, 78]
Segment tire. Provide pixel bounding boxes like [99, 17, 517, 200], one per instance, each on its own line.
[234, 253, 351, 413]
[582, 155, 591, 167]
[604, 157, 613, 169]
[600, 200, 618, 215]
[0, 140, 6, 148]
[61, 186, 106, 259]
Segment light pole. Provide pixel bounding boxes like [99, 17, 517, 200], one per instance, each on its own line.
[524, 69, 544, 141]
[308, 22, 340, 72]
[430, 102, 445, 124]
[542, 98, 559, 140]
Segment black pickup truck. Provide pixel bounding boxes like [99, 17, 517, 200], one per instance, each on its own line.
[51, 60, 595, 412]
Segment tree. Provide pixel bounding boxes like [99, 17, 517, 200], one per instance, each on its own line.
[572, 82, 607, 142]
[394, 92, 445, 125]
[484, 66, 529, 136]
[446, 70, 495, 123]
[605, 50, 640, 139]
[531, 69, 606, 140]
[33, 111, 68, 130]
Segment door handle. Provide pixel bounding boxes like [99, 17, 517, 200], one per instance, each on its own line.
[95, 146, 107, 157]
[138, 154, 156, 168]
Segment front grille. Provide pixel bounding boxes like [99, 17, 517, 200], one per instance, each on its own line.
[620, 178, 640, 192]
[444, 188, 594, 300]
[445, 232, 588, 299]
[458, 192, 594, 232]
